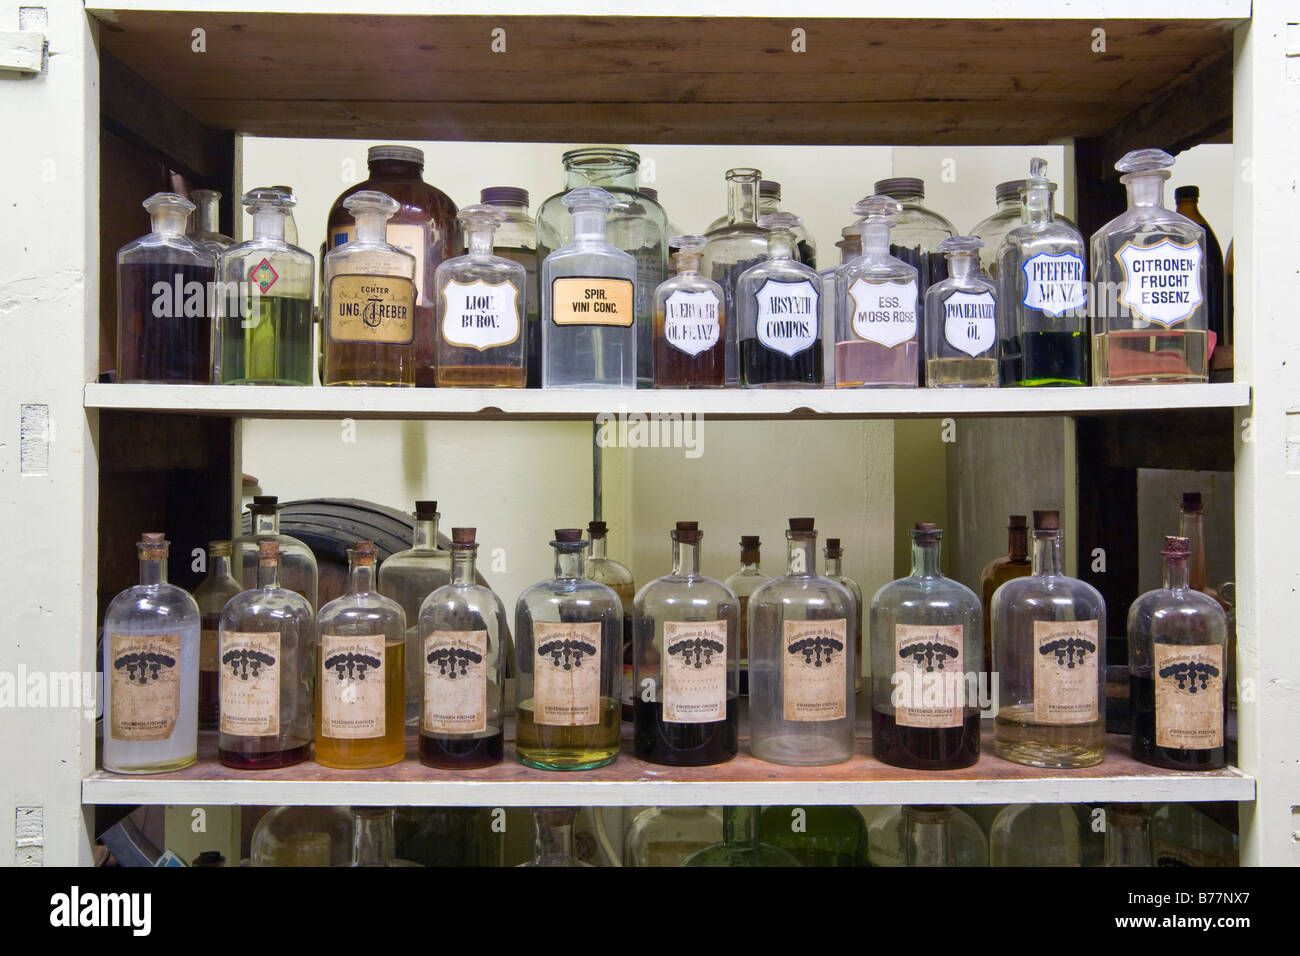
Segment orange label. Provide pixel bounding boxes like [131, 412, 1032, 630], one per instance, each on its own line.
[781, 618, 847, 722]
[328, 274, 415, 345]
[1154, 643, 1224, 749]
[662, 620, 728, 723]
[109, 633, 182, 741]
[551, 277, 634, 327]
[1032, 619, 1100, 724]
[219, 631, 282, 737]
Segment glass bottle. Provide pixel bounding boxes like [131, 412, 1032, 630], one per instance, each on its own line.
[724, 535, 771, 696]
[102, 533, 200, 774]
[395, 806, 504, 867]
[268, 185, 298, 247]
[749, 517, 856, 766]
[1103, 804, 1153, 866]
[990, 803, 1083, 866]
[481, 187, 541, 387]
[344, 807, 420, 867]
[116, 192, 215, 384]
[1129, 535, 1227, 771]
[584, 521, 636, 721]
[518, 808, 594, 867]
[708, 180, 818, 269]
[834, 196, 920, 388]
[193, 539, 241, 730]
[1090, 149, 1208, 384]
[1174, 185, 1224, 356]
[434, 204, 527, 387]
[417, 527, 507, 769]
[633, 522, 740, 767]
[970, 180, 1025, 278]
[1217, 239, 1234, 381]
[514, 529, 622, 770]
[250, 806, 352, 867]
[701, 168, 770, 386]
[870, 523, 982, 770]
[217, 540, 314, 768]
[541, 186, 637, 388]
[682, 806, 801, 867]
[992, 510, 1107, 768]
[624, 806, 722, 867]
[866, 804, 988, 867]
[314, 541, 406, 769]
[998, 159, 1089, 388]
[823, 538, 864, 696]
[233, 495, 319, 611]
[1151, 802, 1237, 866]
[819, 226, 864, 386]
[652, 235, 726, 388]
[217, 187, 314, 386]
[980, 515, 1031, 677]
[326, 145, 461, 387]
[1180, 492, 1233, 710]
[322, 190, 418, 387]
[737, 213, 823, 387]
[757, 805, 868, 867]
[924, 236, 999, 387]
[188, 188, 234, 256]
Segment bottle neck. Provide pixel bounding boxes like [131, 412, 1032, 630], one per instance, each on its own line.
[1008, 526, 1029, 562]
[1124, 172, 1166, 209]
[253, 511, 279, 536]
[256, 559, 281, 590]
[152, 209, 189, 237]
[251, 210, 287, 242]
[787, 535, 816, 576]
[1163, 556, 1191, 591]
[589, 536, 608, 561]
[910, 540, 942, 579]
[825, 553, 843, 576]
[727, 178, 759, 226]
[554, 547, 585, 580]
[451, 547, 477, 586]
[904, 808, 952, 866]
[353, 212, 389, 243]
[1178, 511, 1208, 592]
[533, 809, 577, 863]
[946, 252, 977, 280]
[466, 223, 495, 259]
[210, 554, 233, 582]
[1031, 532, 1064, 577]
[860, 220, 891, 261]
[1023, 183, 1053, 226]
[740, 557, 761, 573]
[351, 809, 395, 867]
[722, 806, 757, 848]
[413, 516, 439, 551]
[673, 538, 701, 576]
[673, 253, 701, 276]
[564, 160, 637, 190]
[194, 196, 221, 234]
[1104, 814, 1151, 866]
[139, 556, 166, 586]
[571, 209, 608, 243]
[767, 232, 796, 260]
[348, 558, 376, 594]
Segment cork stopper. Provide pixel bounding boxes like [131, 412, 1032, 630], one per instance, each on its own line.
[415, 499, 439, 517]
[350, 539, 377, 566]
[208, 540, 232, 557]
[672, 521, 701, 544]
[587, 520, 608, 539]
[554, 529, 584, 544]
[1008, 515, 1027, 529]
[1180, 492, 1203, 514]
[788, 517, 815, 536]
[1163, 535, 1190, 558]
[138, 532, 167, 559]
[258, 539, 281, 564]
[250, 495, 279, 515]
[1033, 510, 1060, 532]
[825, 537, 843, 558]
[450, 527, 477, 549]
[911, 522, 942, 542]
[740, 535, 761, 563]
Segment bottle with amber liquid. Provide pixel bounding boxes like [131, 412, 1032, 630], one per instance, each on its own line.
[724, 535, 771, 695]
[584, 521, 636, 722]
[823, 538, 864, 696]
[1174, 186, 1224, 359]
[979, 515, 1031, 675]
[1180, 491, 1234, 710]
[193, 540, 241, 730]
[652, 236, 725, 387]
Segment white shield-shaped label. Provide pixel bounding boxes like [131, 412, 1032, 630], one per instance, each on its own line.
[441, 278, 521, 351]
[1116, 239, 1203, 328]
[1021, 252, 1087, 316]
[849, 278, 917, 348]
[755, 278, 818, 358]
[942, 291, 997, 357]
[664, 289, 721, 357]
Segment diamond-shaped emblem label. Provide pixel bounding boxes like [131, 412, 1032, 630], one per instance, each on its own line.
[249, 258, 278, 294]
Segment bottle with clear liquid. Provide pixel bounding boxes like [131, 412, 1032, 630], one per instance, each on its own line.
[233, 495, 319, 611]
[1102, 804, 1154, 866]
[434, 204, 527, 387]
[682, 806, 801, 867]
[417, 527, 507, 769]
[633, 522, 740, 767]
[193, 540, 240, 730]
[924, 236, 999, 387]
[481, 187, 541, 387]
[652, 235, 726, 387]
[867, 804, 988, 867]
[218, 540, 314, 769]
[992, 510, 1107, 768]
[217, 187, 314, 386]
[870, 523, 982, 770]
[542, 186, 637, 388]
[1091, 149, 1208, 384]
[624, 806, 722, 867]
[758, 805, 867, 867]
[834, 196, 920, 388]
[725, 535, 772, 697]
[990, 803, 1083, 866]
[250, 806, 352, 867]
[314, 541, 406, 769]
[584, 520, 636, 721]
[188, 188, 234, 256]
[823, 538, 864, 696]
[737, 213, 823, 387]
[980, 515, 1031, 678]
[702, 168, 770, 386]
[749, 518, 856, 766]
[518, 808, 594, 867]
[514, 529, 622, 769]
[102, 533, 200, 774]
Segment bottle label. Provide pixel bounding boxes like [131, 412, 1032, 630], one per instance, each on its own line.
[755, 278, 818, 358]
[1116, 239, 1204, 327]
[1021, 252, 1086, 316]
[781, 618, 847, 722]
[662, 620, 728, 723]
[249, 257, 279, 294]
[942, 290, 997, 357]
[1154, 643, 1224, 749]
[386, 223, 430, 306]
[532, 621, 602, 726]
[849, 278, 918, 348]
[551, 277, 635, 327]
[200, 628, 219, 673]
[440, 278, 521, 351]
[892, 623, 965, 729]
[219, 631, 281, 737]
[109, 633, 182, 742]
[1152, 838, 1235, 868]
[663, 290, 722, 357]
[320, 633, 386, 739]
[1031, 619, 1100, 724]
[328, 275, 416, 345]
[422, 629, 488, 735]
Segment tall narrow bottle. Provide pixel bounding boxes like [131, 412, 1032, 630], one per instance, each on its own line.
[737, 214, 823, 387]
[980, 515, 1032, 676]
[1174, 185, 1224, 356]
[188, 188, 234, 256]
[924, 236, 999, 387]
[724, 535, 771, 696]
[652, 236, 726, 387]
[233, 495, 319, 611]
[682, 807, 801, 867]
[102, 533, 200, 774]
[480, 187, 541, 387]
[584, 521, 636, 721]
[343, 807, 419, 867]
[823, 538, 864, 696]
[1180, 491, 1234, 711]
[702, 168, 770, 386]
[193, 540, 241, 730]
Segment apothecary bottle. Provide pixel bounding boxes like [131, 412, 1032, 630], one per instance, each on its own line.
[519, 808, 593, 867]
[702, 168, 771, 385]
[541, 187, 637, 388]
[193, 539, 240, 730]
[1128, 535, 1227, 771]
[980, 515, 1031, 675]
[758, 805, 867, 867]
[1091, 148, 1208, 384]
[584, 520, 636, 721]
[924, 236, 999, 387]
[624, 806, 721, 867]
[652, 236, 725, 387]
[737, 214, 823, 387]
[749, 518, 856, 766]
[514, 529, 622, 770]
[417, 527, 506, 769]
[314, 541, 406, 769]
[823, 538, 863, 696]
[870, 523, 982, 770]
[724, 535, 771, 695]
[102, 533, 199, 774]
[834, 196, 920, 388]
[233, 495, 319, 611]
[480, 187, 541, 387]
[682, 806, 801, 867]
[188, 188, 234, 256]
[434, 204, 527, 387]
[322, 190, 417, 386]
[217, 188, 314, 386]
[116, 192, 216, 384]
[992, 510, 1107, 768]
[633, 522, 740, 767]
[218, 541, 314, 769]
[990, 803, 1084, 866]
[867, 805, 988, 867]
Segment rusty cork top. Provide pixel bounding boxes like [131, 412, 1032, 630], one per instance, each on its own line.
[249, 495, 279, 515]
[1008, 515, 1027, 529]
[1033, 510, 1060, 532]
[138, 532, 167, 559]
[587, 520, 608, 538]
[788, 517, 815, 535]
[673, 521, 701, 543]
[350, 540, 377, 565]
[555, 529, 584, 544]
[1181, 492, 1203, 514]
[739, 535, 760, 548]
[1163, 535, 1191, 557]
[912, 522, 942, 542]
[451, 527, 477, 548]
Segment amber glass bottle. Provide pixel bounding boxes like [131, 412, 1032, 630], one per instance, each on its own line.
[979, 515, 1032, 676]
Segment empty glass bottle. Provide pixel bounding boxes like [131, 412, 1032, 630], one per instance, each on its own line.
[924, 236, 999, 387]
[980, 515, 1031, 679]
[990, 803, 1083, 866]
[823, 538, 864, 696]
[480, 187, 541, 387]
[682, 806, 801, 867]
[188, 188, 234, 256]
[193, 539, 241, 730]
[707, 179, 815, 267]
[584, 521, 636, 722]
[702, 168, 770, 386]
[624, 806, 722, 867]
[652, 235, 726, 387]
[758, 805, 868, 867]
[233, 495, 319, 611]
[737, 213, 823, 387]
[867, 804, 988, 867]
[1103, 804, 1154, 866]
[250, 806, 352, 867]
[519, 808, 594, 867]
[724, 535, 771, 696]
[970, 180, 1025, 278]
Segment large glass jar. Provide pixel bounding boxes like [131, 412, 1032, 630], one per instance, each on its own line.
[990, 803, 1083, 866]
[233, 495, 319, 611]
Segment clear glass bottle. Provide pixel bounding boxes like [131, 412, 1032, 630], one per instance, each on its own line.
[268, 185, 298, 247]
[343, 807, 420, 867]
[417, 527, 507, 769]
[749, 518, 856, 766]
[217, 540, 314, 769]
[322, 190, 418, 387]
[701, 168, 771, 386]
[481, 187, 541, 388]
[1129, 535, 1227, 771]
[757, 805, 867, 867]
[102, 533, 200, 774]
[992, 510, 1107, 768]
[518, 808, 594, 867]
[724, 535, 771, 696]
[116, 192, 216, 384]
[1174, 185, 1224, 357]
[866, 804, 988, 867]
[1091, 149, 1208, 384]
[709, 180, 819, 269]
[980, 515, 1031, 678]
[1102, 804, 1153, 866]
[584, 521, 636, 721]
[633, 522, 740, 767]
[834, 196, 920, 388]
[188, 188, 234, 256]
[193, 539, 241, 731]
[971, 180, 1025, 278]
[737, 213, 823, 387]
[682, 806, 801, 867]
[434, 204, 527, 387]
[514, 529, 622, 769]
[823, 538, 864, 696]
[924, 236, 999, 387]
[990, 803, 1083, 866]
[250, 806, 352, 867]
[541, 186, 637, 388]
[624, 806, 722, 867]
[652, 235, 726, 388]
[870, 523, 982, 770]
[1151, 802, 1238, 866]
[233, 495, 319, 611]
[217, 187, 314, 386]
[314, 541, 406, 769]
[818, 226, 864, 386]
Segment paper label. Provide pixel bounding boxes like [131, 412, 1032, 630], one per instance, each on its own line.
[1021, 252, 1086, 316]
[849, 278, 918, 348]
[386, 223, 429, 305]
[664, 290, 721, 357]
[328, 274, 415, 345]
[1154, 643, 1224, 749]
[893, 623, 965, 729]
[781, 618, 847, 722]
[662, 620, 728, 723]
[219, 631, 281, 737]
[109, 633, 182, 741]
[249, 257, 279, 294]
[942, 290, 997, 357]
[551, 277, 634, 327]
[320, 633, 386, 739]
[200, 628, 219, 673]
[1032, 619, 1100, 724]
[440, 279, 520, 351]
[532, 621, 602, 726]
[423, 629, 489, 735]
[1116, 239, 1204, 327]
[755, 278, 818, 358]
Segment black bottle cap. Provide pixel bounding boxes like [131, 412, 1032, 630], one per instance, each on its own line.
[587, 520, 608, 538]
[1008, 515, 1027, 528]
[1174, 185, 1199, 201]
